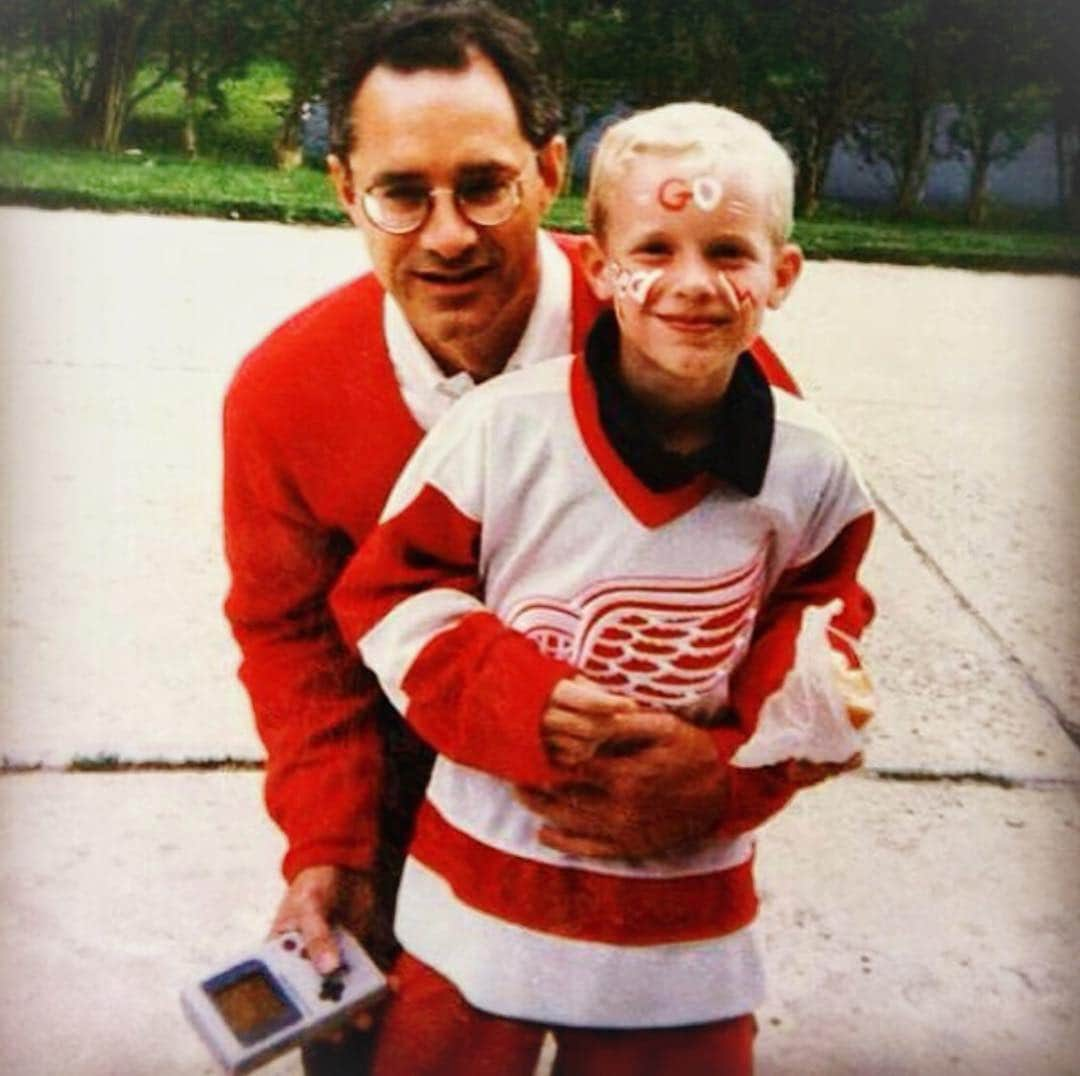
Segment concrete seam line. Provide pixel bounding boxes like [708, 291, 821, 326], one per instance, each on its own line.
[866, 479, 1078, 746]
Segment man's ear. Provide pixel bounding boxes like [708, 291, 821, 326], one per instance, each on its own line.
[535, 135, 568, 213]
[327, 154, 364, 228]
[580, 234, 614, 301]
[767, 243, 803, 310]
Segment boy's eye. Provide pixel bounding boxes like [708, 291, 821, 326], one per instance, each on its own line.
[707, 242, 749, 260]
[633, 241, 671, 257]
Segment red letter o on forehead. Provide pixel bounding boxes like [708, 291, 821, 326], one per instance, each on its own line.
[658, 178, 692, 211]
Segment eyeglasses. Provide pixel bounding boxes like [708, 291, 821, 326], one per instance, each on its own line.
[361, 170, 526, 235]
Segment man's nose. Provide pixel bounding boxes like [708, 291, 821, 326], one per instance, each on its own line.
[420, 189, 479, 261]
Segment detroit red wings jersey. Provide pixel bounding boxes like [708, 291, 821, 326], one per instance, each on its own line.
[507, 554, 766, 722]
[334, 353, 874, 1027]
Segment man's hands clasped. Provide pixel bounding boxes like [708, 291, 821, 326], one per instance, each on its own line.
[527, 674, 862, 861]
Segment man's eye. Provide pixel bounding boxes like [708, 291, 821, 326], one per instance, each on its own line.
[382, 186, 428, 208]
[458, 177, 506, 206]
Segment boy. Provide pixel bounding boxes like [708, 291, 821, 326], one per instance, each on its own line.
[332, 102, 875, 1075]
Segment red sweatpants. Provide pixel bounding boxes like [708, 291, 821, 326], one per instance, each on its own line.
[370, 952, 755, 1076]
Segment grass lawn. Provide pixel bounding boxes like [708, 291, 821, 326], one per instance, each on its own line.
[3, 143, 1077, 274]
[2, 58, 1077, 273]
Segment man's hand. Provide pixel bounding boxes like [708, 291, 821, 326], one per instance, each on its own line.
[270, 866, 380, 1035]
[270, 865, 375, 974]
[521, 710, 727, 859]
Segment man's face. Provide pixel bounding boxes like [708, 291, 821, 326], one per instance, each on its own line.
[585, 153, 801, 404]
[329, 53, 564, 379]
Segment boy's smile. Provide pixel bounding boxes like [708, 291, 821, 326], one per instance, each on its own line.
[585, 153, 801, 425]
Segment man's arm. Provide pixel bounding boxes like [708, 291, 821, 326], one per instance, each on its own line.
[223, 384, 383, 966]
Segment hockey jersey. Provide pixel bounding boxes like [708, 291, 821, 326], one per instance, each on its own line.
[332, 351, 875, 1027]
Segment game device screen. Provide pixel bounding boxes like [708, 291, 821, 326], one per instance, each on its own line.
[207, 965, 300, 1044]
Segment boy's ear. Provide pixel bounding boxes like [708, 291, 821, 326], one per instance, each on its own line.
[580, 235, 614, 302]
[766, 243, 803, 310]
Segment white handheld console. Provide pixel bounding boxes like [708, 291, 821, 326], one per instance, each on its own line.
[180, 928, 386, 1074]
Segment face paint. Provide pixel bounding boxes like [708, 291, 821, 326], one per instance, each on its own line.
[657, 178, 693, 211]
[691, 176, 723, 211]
[715, 270, 755, 310]
[608, 263, 664, 305]
[656, 175, 725, 213]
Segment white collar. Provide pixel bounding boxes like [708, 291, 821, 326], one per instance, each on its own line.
[383, 231, 572, 431]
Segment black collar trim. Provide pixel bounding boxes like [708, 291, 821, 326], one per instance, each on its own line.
[583, 310, 774, 496]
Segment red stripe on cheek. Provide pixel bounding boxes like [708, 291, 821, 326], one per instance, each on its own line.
[411, 800, 758, 945]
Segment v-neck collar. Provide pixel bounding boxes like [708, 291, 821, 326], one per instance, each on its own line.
[570, 355, 716, 528]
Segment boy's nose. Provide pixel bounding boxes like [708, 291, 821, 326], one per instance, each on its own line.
[671, 254, 716, 297]
[420, 190, 479, 261]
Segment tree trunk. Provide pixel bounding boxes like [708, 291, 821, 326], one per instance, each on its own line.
[79, 6, 140, 152]
[182, 67, 199, 159]
[274, 93, 304, 171]
[1054, 110, 1080, 229]
[895, 106, 934, 219]
[2, 73, 29, 143]
[965, 120, 993, 227]
[796, 121, 836, 220]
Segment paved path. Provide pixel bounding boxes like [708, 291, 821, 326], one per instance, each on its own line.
[1, 207, 1077, 1074]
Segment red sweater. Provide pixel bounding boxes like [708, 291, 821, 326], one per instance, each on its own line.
[222, 232, 801, 880]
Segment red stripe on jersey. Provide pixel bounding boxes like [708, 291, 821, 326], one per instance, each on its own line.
[332, 483, 482, 651]
[569, 357, 714, 528]
[411, 799, 759, 946]
[401, 609, 571, 786]
[749, 335, 800, 396]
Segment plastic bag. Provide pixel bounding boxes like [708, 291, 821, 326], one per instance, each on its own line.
[730, 599, 870, 768]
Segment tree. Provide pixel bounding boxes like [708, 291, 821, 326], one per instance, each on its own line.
[849, 0, 953, 218]
[939, 0, 1053, 225]
[259, 0, 373, 169]
[24, 0, 176, 151]
[750, 0, 899, 217]
[1043, 0, 1080, 227]
[0, 0, 37, 141]
[167, 0, 267, 158]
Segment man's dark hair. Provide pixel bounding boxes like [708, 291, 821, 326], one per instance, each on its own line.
[327, 1, 561, 161]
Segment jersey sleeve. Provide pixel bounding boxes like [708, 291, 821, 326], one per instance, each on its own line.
[331, 401, 574, 789]
[223, 387, 384, 881]
[711, 444, 876, 835]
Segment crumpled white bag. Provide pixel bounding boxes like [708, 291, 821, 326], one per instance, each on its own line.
[730, 599, 870, 768]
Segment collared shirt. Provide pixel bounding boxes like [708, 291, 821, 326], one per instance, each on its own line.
[384, 230, 573, 432]
[584, 310, 775, 496]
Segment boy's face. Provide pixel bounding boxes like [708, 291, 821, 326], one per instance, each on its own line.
[585, 152, 801, 404]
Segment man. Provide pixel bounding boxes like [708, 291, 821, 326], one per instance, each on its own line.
[223, 3, 802, 1070]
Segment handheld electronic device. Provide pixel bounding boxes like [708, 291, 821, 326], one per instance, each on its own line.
[181, 928, 386, 1074]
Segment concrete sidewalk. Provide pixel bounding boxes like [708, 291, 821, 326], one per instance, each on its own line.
[1, 207, 1078, 1074]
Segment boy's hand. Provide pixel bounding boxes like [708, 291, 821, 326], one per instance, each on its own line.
[522, 711, 726, 859]
[540, 675, 642, 768]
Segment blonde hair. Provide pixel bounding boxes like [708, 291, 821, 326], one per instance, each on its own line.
[586, 101, 795, 245]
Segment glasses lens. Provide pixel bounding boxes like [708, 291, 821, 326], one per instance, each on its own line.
[362, 184, 429, 234]
[457, 176, 521, 227]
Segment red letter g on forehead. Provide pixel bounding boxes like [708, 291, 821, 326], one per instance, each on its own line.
[658, 178, 693, 211]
